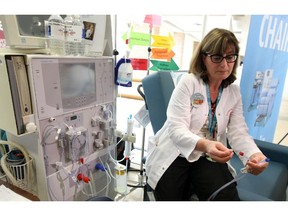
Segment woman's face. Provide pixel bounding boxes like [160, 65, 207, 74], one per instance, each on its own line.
[203, 46, 236, 83]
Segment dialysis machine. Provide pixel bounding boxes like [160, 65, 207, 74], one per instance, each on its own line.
[0, 15, 119, 201]
[0, 54, 117, 201]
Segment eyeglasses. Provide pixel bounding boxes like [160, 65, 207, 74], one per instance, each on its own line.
[205, 54, 238, 63]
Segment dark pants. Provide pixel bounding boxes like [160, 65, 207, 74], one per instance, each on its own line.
[154, 156, 240, 201]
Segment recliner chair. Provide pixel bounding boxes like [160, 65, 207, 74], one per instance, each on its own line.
[141, 71, 177, 134]
[140, 71, 288, 201]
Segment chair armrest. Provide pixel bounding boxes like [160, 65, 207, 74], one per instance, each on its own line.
[254, 139, 288, 169]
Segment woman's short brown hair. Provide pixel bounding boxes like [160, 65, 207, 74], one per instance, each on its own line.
[189, 28, 240, 88]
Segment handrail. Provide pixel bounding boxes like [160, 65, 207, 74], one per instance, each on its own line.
[117, 93, 143, 101]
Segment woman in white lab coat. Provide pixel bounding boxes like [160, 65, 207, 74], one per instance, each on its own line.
[145, 28, 269, 201]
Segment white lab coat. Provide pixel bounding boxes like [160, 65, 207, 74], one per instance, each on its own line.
[145, 73, 261, 190]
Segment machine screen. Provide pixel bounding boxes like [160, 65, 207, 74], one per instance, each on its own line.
[59, 63, 96, 100]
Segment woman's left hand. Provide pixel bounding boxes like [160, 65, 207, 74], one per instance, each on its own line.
[245, 152, 269, 175]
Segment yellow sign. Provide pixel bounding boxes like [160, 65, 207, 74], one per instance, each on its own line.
[152, 33, 175, 50]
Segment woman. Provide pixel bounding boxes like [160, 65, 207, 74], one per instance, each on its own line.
[145, 28, 269, 201]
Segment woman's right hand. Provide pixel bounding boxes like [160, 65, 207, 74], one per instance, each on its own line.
[197, 139, 234, 163]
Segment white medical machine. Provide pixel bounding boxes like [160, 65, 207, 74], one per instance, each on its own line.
[0, 15, 118, 201]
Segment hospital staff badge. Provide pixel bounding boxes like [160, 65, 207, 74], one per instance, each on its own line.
[191, 93, 204, 107]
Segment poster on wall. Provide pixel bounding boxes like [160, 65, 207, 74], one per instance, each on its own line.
[240, 15, 288, 142]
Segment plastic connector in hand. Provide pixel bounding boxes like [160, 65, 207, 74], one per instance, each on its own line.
[239, 151, 270, 173]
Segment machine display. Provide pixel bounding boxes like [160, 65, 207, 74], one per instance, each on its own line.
[59, 63, 96, 107]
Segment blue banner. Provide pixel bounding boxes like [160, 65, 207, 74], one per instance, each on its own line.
[240, 15, 288, 142]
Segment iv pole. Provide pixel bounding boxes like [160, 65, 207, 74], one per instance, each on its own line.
[134, 22, 153, 187]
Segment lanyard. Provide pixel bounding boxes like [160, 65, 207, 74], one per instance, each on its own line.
[206, 83, 223, 137]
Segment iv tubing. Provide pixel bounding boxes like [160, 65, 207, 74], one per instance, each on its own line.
[207, 172, 247, 201]
[208, 156, 270, 201]
[105, 162, 117, 180]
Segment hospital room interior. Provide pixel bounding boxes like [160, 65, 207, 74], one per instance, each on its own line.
[0, 13, 288, 205]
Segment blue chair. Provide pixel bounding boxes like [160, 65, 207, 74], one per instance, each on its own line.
[141, 71, 177, 134]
